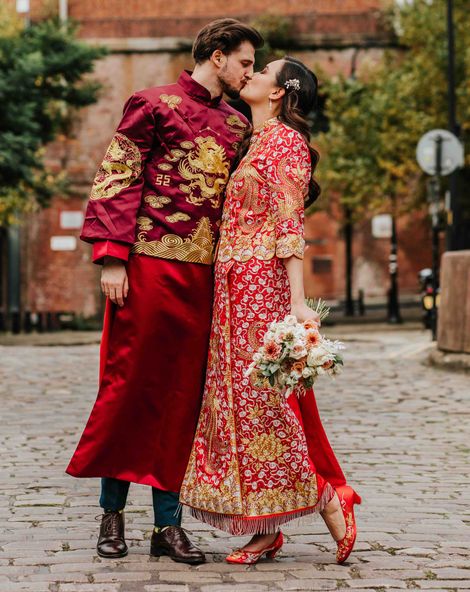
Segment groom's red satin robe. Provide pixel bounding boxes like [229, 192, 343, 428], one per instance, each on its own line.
[66, 72, 249, 491]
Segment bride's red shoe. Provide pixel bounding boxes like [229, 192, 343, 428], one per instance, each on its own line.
[336, 486, 362, 564]
[225, 531, 283, 564]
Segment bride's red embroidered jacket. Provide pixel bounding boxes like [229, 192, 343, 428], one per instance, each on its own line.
[80, 70, 249, 265]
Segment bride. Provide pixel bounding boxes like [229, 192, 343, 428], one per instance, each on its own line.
[179, 56, 361, 564]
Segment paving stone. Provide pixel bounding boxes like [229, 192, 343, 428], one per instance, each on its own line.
[58, 586, 122, 592]
[229, 570, 285, 582]
[0, 584, 51, 592]
[277, 581, 341, 591]
[144, 586, 190, 592]
[201, 585, 271, 592]
[92, 571, 152, 582]
[346, 580, 408, 588]
[158, 571, 222, 583]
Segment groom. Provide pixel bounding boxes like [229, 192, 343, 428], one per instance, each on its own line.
[67, 18, 263, 563]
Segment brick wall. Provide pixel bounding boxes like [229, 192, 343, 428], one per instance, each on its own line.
[69, 0, 387, 40]
[68, 0, 382, 18]
[9, 0, 431, 320]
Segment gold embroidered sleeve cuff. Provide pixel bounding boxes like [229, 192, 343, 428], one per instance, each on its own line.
[275, 234, 305, 259]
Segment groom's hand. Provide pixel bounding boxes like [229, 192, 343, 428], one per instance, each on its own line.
[101, 257, 129, 307]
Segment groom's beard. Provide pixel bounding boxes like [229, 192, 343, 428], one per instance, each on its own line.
[219, 79, 241, 100]
[218, 70, 243, 100]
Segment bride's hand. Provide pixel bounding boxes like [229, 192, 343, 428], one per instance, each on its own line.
[290, 302, 321, 326]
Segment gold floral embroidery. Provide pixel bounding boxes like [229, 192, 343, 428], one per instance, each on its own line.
[90, 132, 142, 200]
[247, 405, 264, 420]
[131, 216, 214, 264]
[157, 162, 173, 171]
[144, 194, 171, 209]
[160, 94, 182, 109]
[178, 136, 229, 208]
[276, 233, 305, 259]
[243, 433, 288, 462]
[244, 475, 318, 515]
[165, 212, 191, 223]
[136, 216, 153, 231]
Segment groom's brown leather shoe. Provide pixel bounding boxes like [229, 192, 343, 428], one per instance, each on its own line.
[150, 526, 205, 564]
[97, 511, 128, 558]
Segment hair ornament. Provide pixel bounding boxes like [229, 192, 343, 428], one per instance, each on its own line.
[284, 78, 300, 91]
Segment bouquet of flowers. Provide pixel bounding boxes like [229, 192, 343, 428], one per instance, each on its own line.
[245, 299, 345, 397]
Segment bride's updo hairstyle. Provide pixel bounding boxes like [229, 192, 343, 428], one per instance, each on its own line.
[276, 56, 320, 206]
[234, 56, 321, 207]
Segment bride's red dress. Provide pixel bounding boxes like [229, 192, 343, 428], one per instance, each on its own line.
[180, 118, 346, 534]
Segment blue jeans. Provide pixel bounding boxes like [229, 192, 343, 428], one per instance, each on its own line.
[99, 477, 181, 528]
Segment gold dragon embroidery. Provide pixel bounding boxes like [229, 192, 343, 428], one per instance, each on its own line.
[90, 132, 142, 200]
[178, 136, 230, 208]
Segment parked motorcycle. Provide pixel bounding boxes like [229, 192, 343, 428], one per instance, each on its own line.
[418, 268, 440, 329]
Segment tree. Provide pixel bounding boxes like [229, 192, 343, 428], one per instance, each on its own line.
[0, 7, 107, 224]
[318, 0, 469, 219]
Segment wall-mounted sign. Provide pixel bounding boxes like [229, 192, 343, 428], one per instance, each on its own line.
[60, 211, 84, 229]
[50, 236, 77, 251]
[16, 0, 30, 13]
[371, 214, 392, 239]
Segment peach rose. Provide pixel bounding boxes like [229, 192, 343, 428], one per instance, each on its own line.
[292, 360, 306, 374]
[306, 330, 320, 347]
[264, 340, 282, 361]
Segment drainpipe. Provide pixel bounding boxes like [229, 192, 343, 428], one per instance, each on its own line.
[59, 0, 68, 21]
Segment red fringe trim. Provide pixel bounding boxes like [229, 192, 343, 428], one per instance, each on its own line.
[187, 482, 335, 535]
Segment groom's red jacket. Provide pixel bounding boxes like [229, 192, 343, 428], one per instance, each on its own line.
[81, 70, 248, 265]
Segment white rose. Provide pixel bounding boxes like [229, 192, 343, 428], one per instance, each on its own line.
[284, 315, 297, 326]
[302, 367, 314, 378]
[307, 346, 328, 366]
[290, 346, 308, 360]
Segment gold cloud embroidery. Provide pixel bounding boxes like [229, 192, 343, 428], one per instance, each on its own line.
[166, 212, 191, 223]
[90, 132, 142, 200]
[226, 114, 247, 139]
[144, 194, 172, 209]
[137, 216, 154, 231]
[164, 148, 186, 162]
[160, 94, 182, 109]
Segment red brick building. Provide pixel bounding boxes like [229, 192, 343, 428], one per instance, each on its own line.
[2, 0, 432, 330]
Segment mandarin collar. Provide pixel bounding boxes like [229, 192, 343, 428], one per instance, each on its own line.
[251, 117, 279, 139]
[177, 70, 222, 107]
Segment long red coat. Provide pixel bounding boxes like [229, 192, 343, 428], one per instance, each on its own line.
[67, 72, 248, 491]
[180, 119, 346, 533]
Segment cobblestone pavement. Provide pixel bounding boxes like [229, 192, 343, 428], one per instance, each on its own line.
[1, 327, 469, 592]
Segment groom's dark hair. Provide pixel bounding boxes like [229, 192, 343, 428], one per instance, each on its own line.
[193, 18, 264, 64]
